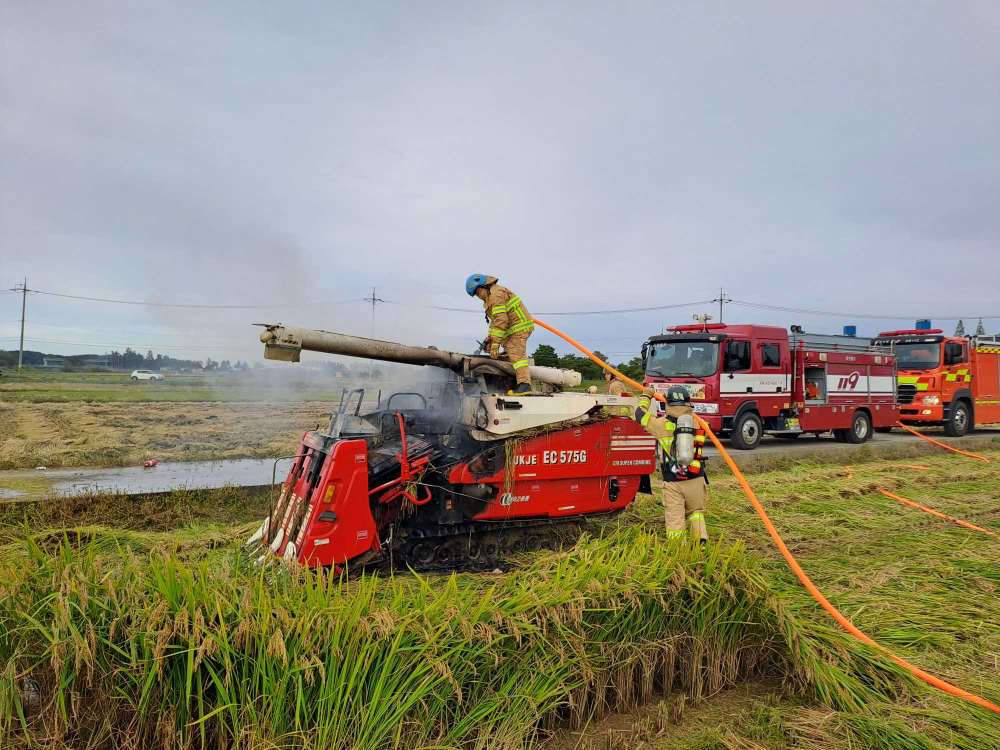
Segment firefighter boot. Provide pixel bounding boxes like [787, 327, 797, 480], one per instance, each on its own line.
[512, 383, 533, 395]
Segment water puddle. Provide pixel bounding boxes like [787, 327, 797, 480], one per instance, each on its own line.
[0, 458, 295, 500]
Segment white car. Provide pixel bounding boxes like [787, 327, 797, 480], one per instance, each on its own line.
[130, 369, 165, 381]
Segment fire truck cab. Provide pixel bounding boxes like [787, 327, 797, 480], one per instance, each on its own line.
[642, 322, 899, 450]
[872, 324, 1000, 436]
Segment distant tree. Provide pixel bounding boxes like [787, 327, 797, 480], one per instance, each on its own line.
[558, 354, 604, 380]
[530, 344, 559, 367]
[954, 320, 966, 336]
[975, 318, 986, 336]
[220, 360, 232, 371]
[204, 358, 218, 371]
[146, 350, 155, 363]
[616, 357, 645, 382]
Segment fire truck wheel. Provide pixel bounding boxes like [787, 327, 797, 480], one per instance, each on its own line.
[944, 400, 971, 437]
[730, 412, 763, 450]
[844, 411, 872, 444]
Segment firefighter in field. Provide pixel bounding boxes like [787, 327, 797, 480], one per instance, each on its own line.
[604, 370, 633, 417]
[634, 385, 709, 543]
[466, 274, 534, 394]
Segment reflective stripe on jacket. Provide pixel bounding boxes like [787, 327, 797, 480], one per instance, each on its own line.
[483, 284, 533, 339]
[635, 395, 705, 481]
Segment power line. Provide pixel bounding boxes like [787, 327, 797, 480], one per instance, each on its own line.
[0, 336, 246, 352]
[383, 299, 716, 316]
[27, 288, 367, 309]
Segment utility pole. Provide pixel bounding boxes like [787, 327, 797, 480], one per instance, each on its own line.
[362, 287, 384, 380]
[712, 287, 731, 324]
[16, 278, 27, 373]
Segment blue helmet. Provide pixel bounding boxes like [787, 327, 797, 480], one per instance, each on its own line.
[465, 273, 489, 296]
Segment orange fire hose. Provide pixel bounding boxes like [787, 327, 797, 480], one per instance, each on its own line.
[895, 422, 990, 463]
[533, 318, 1000, 714]
[878, 489, 1000, 541]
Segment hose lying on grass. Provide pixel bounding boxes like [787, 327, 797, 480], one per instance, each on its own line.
[895, 421, 991, 463]
[878, 489, 1000, 541]
[534, 317, 1000, 715]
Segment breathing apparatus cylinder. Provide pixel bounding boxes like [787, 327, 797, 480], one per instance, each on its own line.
[674, 413, 697, 468]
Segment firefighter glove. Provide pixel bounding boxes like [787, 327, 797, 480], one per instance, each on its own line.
[642, 386, 656, 398]
[490, 342, 501, 359]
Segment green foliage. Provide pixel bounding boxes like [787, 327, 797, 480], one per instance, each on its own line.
[530, 344, 559, 367]
[615, 356, 645, 382]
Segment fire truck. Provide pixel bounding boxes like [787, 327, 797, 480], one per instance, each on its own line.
[642, 321, 900, 450]
[871, 322, 1000, 436]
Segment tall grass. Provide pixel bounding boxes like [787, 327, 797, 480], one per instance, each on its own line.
[0, 529, 909, 750]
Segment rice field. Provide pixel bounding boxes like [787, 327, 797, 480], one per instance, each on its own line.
[0, 402, 332, 470]
[1, 443, 998, 749]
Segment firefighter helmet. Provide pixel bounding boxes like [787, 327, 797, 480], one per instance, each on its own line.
[465, 273, 489, 296]
[666, 385, 691, 406]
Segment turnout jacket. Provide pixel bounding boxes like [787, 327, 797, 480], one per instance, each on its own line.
[634, 395, 707, 482]
[480, 278, 533, 340]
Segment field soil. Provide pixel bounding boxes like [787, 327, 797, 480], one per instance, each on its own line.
[0, 401, 332, 470]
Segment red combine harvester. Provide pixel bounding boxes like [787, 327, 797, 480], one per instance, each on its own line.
[245, 325, 653, 569]
[642, 320, 899, 449]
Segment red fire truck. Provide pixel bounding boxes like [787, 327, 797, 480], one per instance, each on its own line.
[871, 326, 1000, 436]
[642, 323, 900, 450]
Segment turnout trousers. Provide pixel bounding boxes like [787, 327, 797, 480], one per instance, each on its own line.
[661, 476, 708, 541]
[501, 330, 532, 387]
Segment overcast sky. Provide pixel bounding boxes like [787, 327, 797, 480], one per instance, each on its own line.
[2, 1, 998, 365]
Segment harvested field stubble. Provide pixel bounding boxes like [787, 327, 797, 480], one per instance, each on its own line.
[0, 402, 332, 470]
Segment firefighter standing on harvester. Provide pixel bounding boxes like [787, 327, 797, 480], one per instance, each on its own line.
[466, 274, 534, 394]
[634, 385, 709, 543]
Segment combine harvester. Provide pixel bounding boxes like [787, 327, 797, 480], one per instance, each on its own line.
[245, 324, 654, 570]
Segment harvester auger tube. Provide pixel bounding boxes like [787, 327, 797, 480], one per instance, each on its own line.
[258, 324, 581, 388]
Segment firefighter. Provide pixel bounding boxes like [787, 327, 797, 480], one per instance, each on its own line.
[605, 370, 633, 417]
[634, 385, 709, 543]
[466, 274, 534, 394]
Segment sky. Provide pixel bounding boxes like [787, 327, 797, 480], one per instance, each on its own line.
[2, 0, 998, 366]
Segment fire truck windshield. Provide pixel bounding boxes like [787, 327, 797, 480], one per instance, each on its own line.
[645, 341, 719, 378]
[892, 343, 941, 370]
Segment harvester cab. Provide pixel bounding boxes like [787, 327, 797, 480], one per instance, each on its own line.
[245, 324, 655, 571]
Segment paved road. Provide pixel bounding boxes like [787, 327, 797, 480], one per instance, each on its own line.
[704, 426, 1000, 464]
